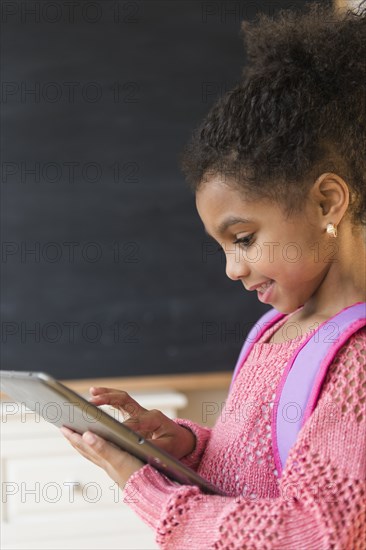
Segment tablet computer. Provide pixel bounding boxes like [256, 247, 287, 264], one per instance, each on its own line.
[0, 370, 225, 496]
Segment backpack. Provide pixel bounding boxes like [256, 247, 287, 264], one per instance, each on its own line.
[229, 301, 366, 476]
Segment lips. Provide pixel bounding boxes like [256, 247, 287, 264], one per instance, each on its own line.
[247, 280, 274, 292]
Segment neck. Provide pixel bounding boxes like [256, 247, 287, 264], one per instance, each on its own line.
[302, 224, 366, 319]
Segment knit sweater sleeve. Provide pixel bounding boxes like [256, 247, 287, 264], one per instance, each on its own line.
[172, 418, 212, 470]
[123, 330, 366, 550]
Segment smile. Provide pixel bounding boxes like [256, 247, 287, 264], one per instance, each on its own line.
[257, 280, 273, 293]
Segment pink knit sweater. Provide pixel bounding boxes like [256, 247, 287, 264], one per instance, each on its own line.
[124, 309, 366, 549]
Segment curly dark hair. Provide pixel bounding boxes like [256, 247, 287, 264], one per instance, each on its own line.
[180, 1, 366, 227]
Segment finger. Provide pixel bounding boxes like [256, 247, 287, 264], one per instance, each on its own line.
[89, 387, 142, 409]
[80, 432, 145, 486]
[89, 390, 147, 417]
[79, 431, 131, 469]
[89, 387, 134, 397]
[123, 409, 168, 438]
[60, 426, 75, 437]
[61, 428, 101, 464]
[62, 428, 113, 456]
[82, 431, 120, 457]
[123, 416, 175, 453]
[89, 387, 116, 395]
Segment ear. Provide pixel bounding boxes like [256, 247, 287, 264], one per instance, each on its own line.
[310, 172, 350, 225]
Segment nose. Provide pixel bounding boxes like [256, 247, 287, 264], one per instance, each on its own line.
[225, 249, 251, 281]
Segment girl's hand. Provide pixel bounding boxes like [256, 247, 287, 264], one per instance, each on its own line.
[60, 387, 196, 489]
[88, 386, 196, 459]
[60, 426, 143, 489]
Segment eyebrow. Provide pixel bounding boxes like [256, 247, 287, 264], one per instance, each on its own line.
[204, 216, 254, 238]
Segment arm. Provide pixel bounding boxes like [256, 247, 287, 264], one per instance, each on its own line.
[123, 330, 366, 549]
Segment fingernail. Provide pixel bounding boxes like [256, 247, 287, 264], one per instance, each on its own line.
[84, 432, 96, 445]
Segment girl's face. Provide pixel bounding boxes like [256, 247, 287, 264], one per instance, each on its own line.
[195, 176, 332, 314]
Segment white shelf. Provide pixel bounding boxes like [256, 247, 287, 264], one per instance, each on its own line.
[1, 390, 187, 550]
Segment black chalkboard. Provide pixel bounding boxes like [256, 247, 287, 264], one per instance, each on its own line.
[1, 0, 316, 379]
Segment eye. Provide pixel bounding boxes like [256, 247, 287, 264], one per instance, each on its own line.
[233, 234, 254, 248]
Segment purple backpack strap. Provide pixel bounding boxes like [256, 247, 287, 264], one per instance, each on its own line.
[272, 301, 366, 476]
[229, 308, 284, 392]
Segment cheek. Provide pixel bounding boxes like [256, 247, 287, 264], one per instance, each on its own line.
[281, 242, 307, 265]
[254, 240, 299, 269]
[255, 238, 316, 278]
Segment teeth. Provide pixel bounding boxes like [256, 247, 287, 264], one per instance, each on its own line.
[257, 281, 272, 293]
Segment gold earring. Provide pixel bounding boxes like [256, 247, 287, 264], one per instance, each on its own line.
[326, 223, 337, 238]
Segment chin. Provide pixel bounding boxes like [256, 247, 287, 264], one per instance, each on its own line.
[275, 306, 293, 314]
[272, 299, 304, 315]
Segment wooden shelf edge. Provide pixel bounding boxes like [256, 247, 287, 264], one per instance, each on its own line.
[62, 371, 232, 394]
[0, 372, 232, 401]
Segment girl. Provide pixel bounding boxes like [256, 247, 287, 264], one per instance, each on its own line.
[61, 3, 366, 548]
